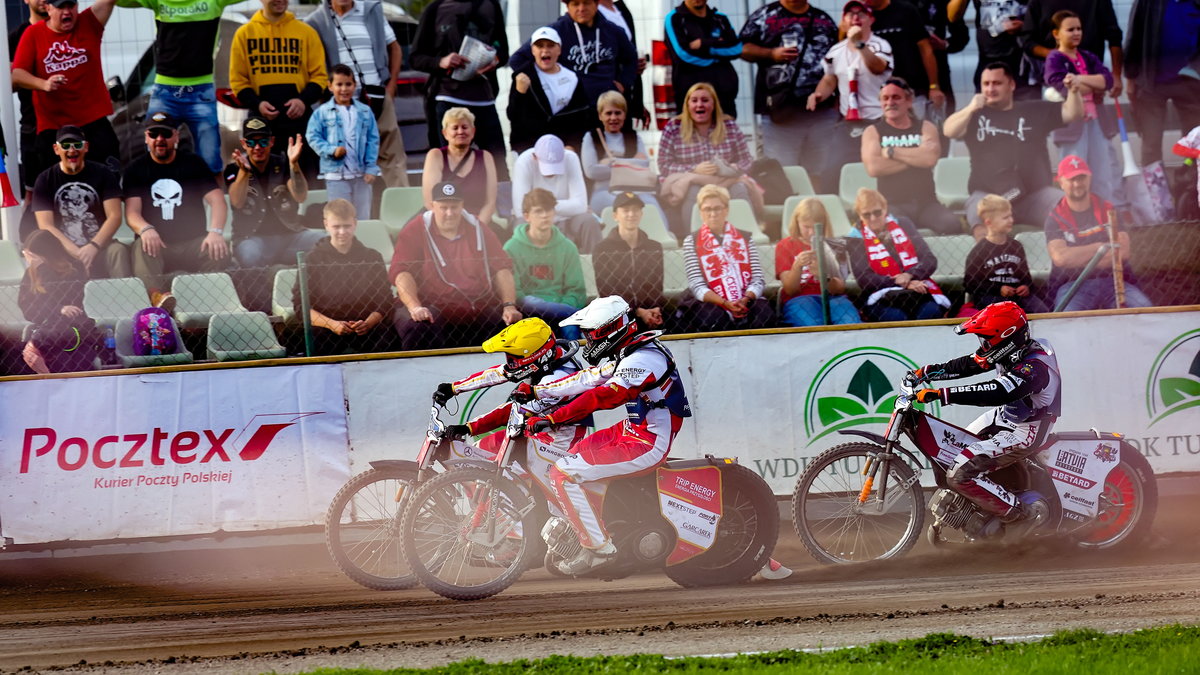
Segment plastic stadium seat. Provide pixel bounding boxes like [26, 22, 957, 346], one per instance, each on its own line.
[783, 165, 816, 196]
[662, 249, 689, 296]
[0, 284, 31, 339]
[83, 278, 151, 328]
[172, 273, 248, 330]
[204, 194, 234, 241]
[758, 243, 779, 296]
[934, 157, 971, 211]
[838, 162, 877, 211]
[924, 234, 975, 291]
[114, 317, 193, 367]
[272, 267, 298, 324]
[579, 254, 598, 299]
[299, 188, 328, 216]
[0, 239, 24, 285]
[113, 219, 137, 245]
[354, 220, 396, 260]
[1015, 231, 1052, 284]
[380, 187, 425, 230]
[690, 199, 769, 244]
[599, 206, 679, 249]
[780, 194, 856, 238]
[206, 311, 286, 361]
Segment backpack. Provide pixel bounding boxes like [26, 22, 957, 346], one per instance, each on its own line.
[749, 158, 792, 205]
[132, 307, 178, 356]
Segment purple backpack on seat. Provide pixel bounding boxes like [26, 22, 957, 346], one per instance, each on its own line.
[132, 307, 178, 356]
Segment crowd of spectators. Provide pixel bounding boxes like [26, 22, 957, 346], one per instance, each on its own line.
[4, 0, 1195, 375]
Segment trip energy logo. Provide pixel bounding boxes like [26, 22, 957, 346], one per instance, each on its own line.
[1145, 329, 1200, 427]
[802, 347, 927, 445]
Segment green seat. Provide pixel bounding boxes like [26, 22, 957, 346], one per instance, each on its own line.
[206, 311, 286, 361]
[172, 273, 248, 330]
[599, 206, 679, 249]
[934, 157, 971, 211]
[115, 317, 193, 367]
[0, 284, 32, 339]
[780, 194, 856, 238]
[272, 267, 299, 324]
[380, 187, 425, 231]
[925, 234, 976, 291]
[690, 199, 769, 244]
[354, 219, 396, 260]
[1015, 231, 1052, 284]
[579, 253, 598, 299]
[0, 239, 25, 285]
[839, 162, 877, 211]
[299, 189, 327, 216]
[84, 278, 150, 328]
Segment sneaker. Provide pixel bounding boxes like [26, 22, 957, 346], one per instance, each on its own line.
[555, 539, 617, 576]
[150, 291, 176, 314]
[755, 558, 793, 581]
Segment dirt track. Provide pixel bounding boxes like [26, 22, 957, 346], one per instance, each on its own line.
[2, 491, 1198, 674]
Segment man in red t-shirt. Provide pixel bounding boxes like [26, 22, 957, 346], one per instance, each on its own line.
[12, 0, 121, 177]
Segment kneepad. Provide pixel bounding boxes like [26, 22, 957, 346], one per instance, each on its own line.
[948, 454, 999, 486]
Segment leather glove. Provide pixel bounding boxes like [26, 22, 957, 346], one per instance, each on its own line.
[444, 424, 471, 440]
[433, 382, 455, 406]
[905, 367, 928, 386]
[525, 416, 554, 434]
[915, 388, 943, 404]
[511, 382, 536, 404]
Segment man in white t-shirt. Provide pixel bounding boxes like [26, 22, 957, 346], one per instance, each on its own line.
[507, 26, 593, 153]
[511, 134, 601, 254]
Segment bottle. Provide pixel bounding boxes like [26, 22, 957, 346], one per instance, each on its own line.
[103, 327, 117, 366]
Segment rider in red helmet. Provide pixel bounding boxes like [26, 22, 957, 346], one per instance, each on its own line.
[910, 301, 1061, 536]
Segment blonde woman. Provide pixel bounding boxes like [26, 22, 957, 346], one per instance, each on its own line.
[776, 198, 861, 326]
[581, 90, 664, 218]
[422, 107, 498, 226]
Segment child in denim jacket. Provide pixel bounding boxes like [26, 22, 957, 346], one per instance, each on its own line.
[306, 64, 381, 219]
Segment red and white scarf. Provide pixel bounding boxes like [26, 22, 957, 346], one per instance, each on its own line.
[695, 222, 752, 302]
[861, 218, 950, 308]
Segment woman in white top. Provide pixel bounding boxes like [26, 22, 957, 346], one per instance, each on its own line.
[581, 90, 665, 221]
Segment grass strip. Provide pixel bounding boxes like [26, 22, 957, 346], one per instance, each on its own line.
[295, 624, 1200, 675]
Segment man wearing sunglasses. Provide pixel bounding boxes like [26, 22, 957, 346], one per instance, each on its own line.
[124, 112, 230, 309]
[30, 125, 129, 279]
[224, 116, 323, 268]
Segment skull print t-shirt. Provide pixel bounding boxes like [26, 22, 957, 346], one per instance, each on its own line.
[31, 160, 121, 247]
[123, 150, 218, 243]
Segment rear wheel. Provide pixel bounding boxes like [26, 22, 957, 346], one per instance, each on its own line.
[665, 464, 779, 588]
[401, 466, 538, 601]
[792, 443, 926, 564]
[325, 466, 419, 590]
[1074, 446, 1158, 550]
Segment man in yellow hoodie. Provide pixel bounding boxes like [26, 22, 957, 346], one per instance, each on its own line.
[230, 0, 328, 177]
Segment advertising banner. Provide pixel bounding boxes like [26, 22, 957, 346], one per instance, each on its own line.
[0, 365, 349, 544]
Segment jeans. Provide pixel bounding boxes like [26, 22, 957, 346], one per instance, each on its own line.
[327, 177, 374, 221]
[148, 84, 222, 174]
[1053, 279, 1153, 312]
[519, 295, 582, 340]
[234, 229, 327, 268]
[781, 295, 862, 327]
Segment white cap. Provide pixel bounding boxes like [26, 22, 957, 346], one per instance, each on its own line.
[531, 26, 562, 45]
[533, 135, 565, 176]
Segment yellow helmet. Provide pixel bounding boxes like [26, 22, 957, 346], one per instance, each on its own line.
[482, 318, 557, 381]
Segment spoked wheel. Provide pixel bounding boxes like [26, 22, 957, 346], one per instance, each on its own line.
[401, 466, 538, 600]
[792, 443, 926, 564]
[325, 466, 420, 590]
[665, 464, 779, 588]
[1074, 448, 1158, 550]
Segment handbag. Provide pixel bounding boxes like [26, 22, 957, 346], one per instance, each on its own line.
[596, 129, 657, 192]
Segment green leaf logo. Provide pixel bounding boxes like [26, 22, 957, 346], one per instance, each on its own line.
[817, 395, 869, 426]
[848, 360, 891, 408]
[1145, 330, 1200, 427]
[803, 347, 923, 445]
[1160, 377, 1200, 407]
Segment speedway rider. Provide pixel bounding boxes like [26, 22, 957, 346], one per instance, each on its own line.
[910, 301, 1060, 536]
[515, 296, 692, 575]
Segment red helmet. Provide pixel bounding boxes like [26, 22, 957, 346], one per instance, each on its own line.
[955, 301, 1030, 366]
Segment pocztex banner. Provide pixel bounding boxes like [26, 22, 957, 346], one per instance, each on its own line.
[0, 365, 349, 544]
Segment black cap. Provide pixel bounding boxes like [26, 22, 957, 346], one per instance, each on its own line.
[55, 125, 86, 144]
[612, 192, 645, 210]
[144, 111, 180, 132]
[242, 116, 272, 139]
[47, 0, 78, 7]
[431, 181, 464, 202]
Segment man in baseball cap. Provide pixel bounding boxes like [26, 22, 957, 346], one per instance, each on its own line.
[511, 134, 600, 253]
[431, 181, 465, 202]
[1044, 154, 1152, 311]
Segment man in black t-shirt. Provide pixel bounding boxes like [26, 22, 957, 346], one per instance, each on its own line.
[964, 0, 1039, 97]
[224, 116, 324, 268]
[866, 0, 945, 117]
[943, 61, 1081, 238]
[31, 125, 129, 279]
[124, 112, 230, 305]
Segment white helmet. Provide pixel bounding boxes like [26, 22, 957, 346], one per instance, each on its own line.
[560, 296, 638, 364]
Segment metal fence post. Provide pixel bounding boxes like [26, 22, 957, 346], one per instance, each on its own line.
[1052, 243, 1111, 312]
[812, 228, 832, 325]
[297, 251, 314, 357]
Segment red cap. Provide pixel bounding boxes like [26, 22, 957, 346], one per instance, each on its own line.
[1057, 155, 1092, 180]
[843, 0, 873, 15]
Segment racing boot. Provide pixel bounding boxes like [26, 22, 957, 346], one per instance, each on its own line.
[1001, 492, 1049, 540]
[555, 539, 618, 576]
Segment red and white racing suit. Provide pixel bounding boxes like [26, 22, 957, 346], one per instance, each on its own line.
[531, 339, 691, 549]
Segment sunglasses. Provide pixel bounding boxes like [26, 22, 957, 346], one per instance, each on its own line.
[859, 208, 886, 219]
[244, 137, 272, 148]
[56, 141, 86, 150]
[146, 128, 176, 139]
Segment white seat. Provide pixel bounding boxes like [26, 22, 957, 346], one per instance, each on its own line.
[934, 157, 971, 211]
[579, 254, 598, 299]
[380, 187, 425, 231]
[272, 267, 298, 324]
[0, 284, 32, 339]
[83, 278, 150, 327]
[924, 234, 975, 291]
[115, 317, 193, 367]
[206, 311, 286, 362]
[758, 243, 780, 296]
[1015, 231, 1052, 283]
[298, 188, 328, 215]
[172, 273, 248, 330]
[783, 165, 816, 196]
[781, 195, 856, 239]
[354, 219, 396, 260]
[838, 162, 877, 211]
[0, 239, 25, 285]
[689, 199, 769, 244]
[662, 249, 689, 296]
[599, 206, 679, 249]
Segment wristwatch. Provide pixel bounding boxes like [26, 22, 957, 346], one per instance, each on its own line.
[500, 301, 516, 310]
[886, 147, 895, 159]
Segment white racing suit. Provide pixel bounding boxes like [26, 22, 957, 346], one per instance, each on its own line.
[530, 336, 691, 549]
[921, 339, 1062, 518]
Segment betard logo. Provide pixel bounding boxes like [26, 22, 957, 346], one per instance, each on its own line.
[1146, 329, 1200, 427]
[802, 347, 931, 445]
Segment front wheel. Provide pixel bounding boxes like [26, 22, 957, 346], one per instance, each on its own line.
[665, 463, 779, 588]
[1074, 445, 1158, 550]
[401, 466, 538, 601]
[325, 466, 420, 590]
[792, 442, 926, 564]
